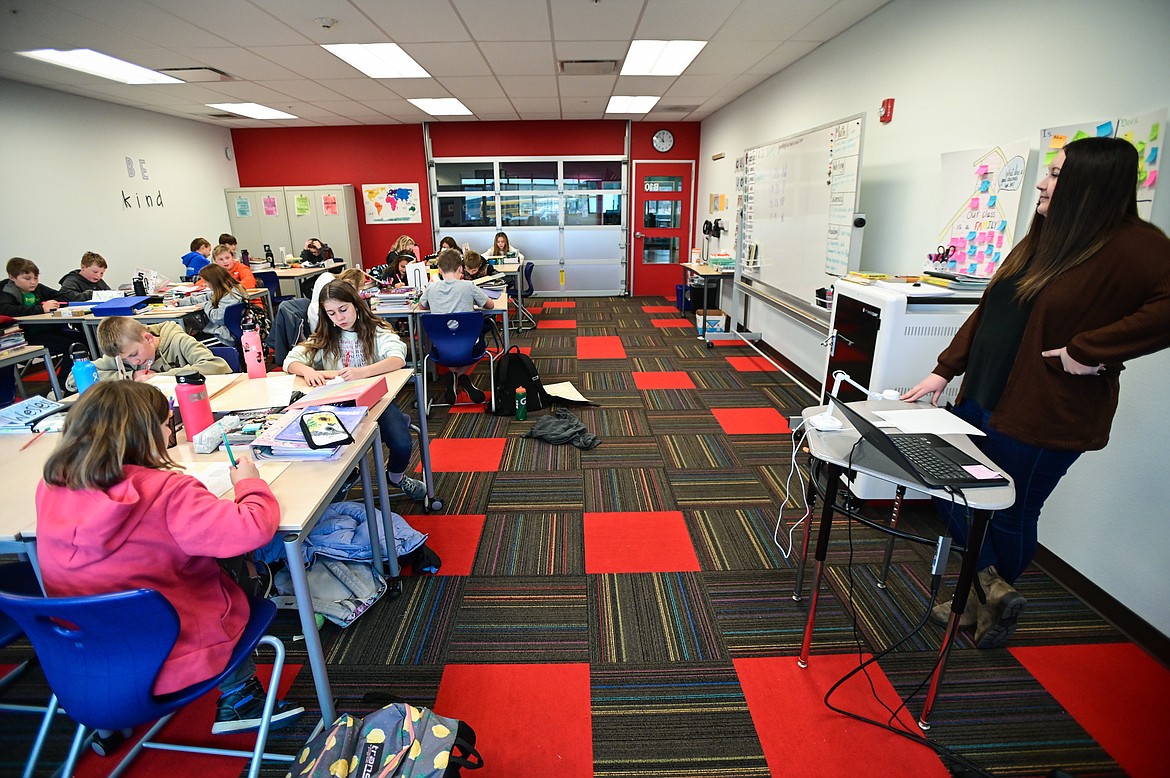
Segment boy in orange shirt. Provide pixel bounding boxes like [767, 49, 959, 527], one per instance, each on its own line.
[200, 244, 257, 289]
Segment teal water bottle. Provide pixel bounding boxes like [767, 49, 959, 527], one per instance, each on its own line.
[70, 345, 99, 394]
[515, 386, 527, 420]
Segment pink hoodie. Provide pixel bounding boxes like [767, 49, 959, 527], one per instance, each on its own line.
[35, 465, 280, 694]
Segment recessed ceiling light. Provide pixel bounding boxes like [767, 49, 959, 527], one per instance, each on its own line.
[408, 98, 472, 116]
[206, 103, 297, 120]
[605, 95, 660, 114]
[322, 43, 430, 78]
[620, 40, 707, 76]
[16, 48, 181, 84]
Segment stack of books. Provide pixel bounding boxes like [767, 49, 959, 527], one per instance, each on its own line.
[0, 321, 27, 354]
[373, 289, 415, 313]
[921, 270, 991, 291]
[251, 404, 367, 461]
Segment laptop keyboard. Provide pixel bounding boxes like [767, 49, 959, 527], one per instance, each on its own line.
[889, 435, 970, 480]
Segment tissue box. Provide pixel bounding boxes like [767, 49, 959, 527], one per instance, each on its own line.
[697, 309, 728, 334]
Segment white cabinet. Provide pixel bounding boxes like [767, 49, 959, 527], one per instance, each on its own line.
[226, 185, 363, 267]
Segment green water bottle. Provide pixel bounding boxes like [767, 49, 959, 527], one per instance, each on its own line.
[515, 386, 527, 420]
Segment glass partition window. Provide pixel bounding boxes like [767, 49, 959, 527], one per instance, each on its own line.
[500, 194, 559, 227]
[437, 195, 497, 228]
[565, 194, 623, 226]
[435, 162, 494, 192]
[643, 176, 682, 192]
[642, 237, 679, 264]
[564, 161, 622, 190]
[642, 200, 681, 229]
[499, 161, 558, 191]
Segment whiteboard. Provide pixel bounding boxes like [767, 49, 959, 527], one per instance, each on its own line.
[737, 115, 865, 323]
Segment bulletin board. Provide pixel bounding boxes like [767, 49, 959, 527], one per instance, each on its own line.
[736, 115, 866, 324]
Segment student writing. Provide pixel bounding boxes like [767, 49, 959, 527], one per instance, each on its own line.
[417, 248, 496, 404]
[65, 316, 230, 389]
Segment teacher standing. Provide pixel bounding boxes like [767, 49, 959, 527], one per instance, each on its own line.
[903, 137, 1170, 649]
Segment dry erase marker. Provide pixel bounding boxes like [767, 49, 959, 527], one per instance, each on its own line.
[221, 428, 238, 467]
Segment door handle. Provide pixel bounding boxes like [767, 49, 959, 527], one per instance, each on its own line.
[634, 231, 645, 239]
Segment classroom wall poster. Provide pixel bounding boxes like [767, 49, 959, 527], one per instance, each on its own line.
[361, 183, 422, 224]
[322, 194, 338, 216]
[1041, 108, 1164, 221]
[262, 195, 278, 217]
[936, 141, 1031, 278]
[234, 196, 251, 218]
[294, 194, 311, 216]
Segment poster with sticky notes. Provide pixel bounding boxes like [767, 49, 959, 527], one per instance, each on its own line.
[936, 141, 1031, 279]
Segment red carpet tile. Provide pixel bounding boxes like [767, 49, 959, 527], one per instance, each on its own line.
[525, 306, 543, 315]
[712, 407, 792, 435]
[712, 339, 748, 346]
[650, 318, 695, 328]
[584, 511, 701, 573]
[542, 301, 577, 309]
[577, 336, 626, 359]
[632, 371, 696, 390]
[735, 655, 948, 778]
[418, 438, 506, 472]
[74, 664, 302, 778]
[402, 514, 485, 577]
[435, 663, 593, 777]
[537, 319, 577, 329]
[1011, 643, 1170, 778]
[641, 305, 678, 313]
[726, 355, 779, 372]
[447, 404, 486, 414]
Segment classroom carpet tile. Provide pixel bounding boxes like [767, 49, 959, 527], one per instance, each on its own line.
[688, 369, 751, 390]
[575, 407, 652, 436]
[322, 664, 443, 713]
[660, 433, 744, 470]
[445, 403, 485, 414]
[629, 355, 677, 372]
[400, 514, 485, 577]
[578, 389, 644, 409]
[666, 468, 776, 510]
[537, 318, 577, 329]
[577, 325, 614, 337]
[499, 433, 582, 471]
[576, 335, 626, 359]
[532, 334, 577, 355]
[642, 388, 708, 412]
[429, 471, 495, 515]
[647, 409, 724, 434]
[326, 575, 464, 665]
[489, 470, 585, 512]
[472, 512, 585, 576]
[712, 406, 792, 435]
[542, 301, 577, 308]
[650, 318, 696, 328]
[584, 467, 677, 513]
[445, 576, 590, 663]
[536, 356, 577, 378]
[591, 664, 770, 777]
[589, 572, 726, 664]
[419, 437, 506, 472]
[631, 370, 695, 390]
[825, 563, 950, 653]
[579, 436, 666, 469]
[583, 511, 701, 574]
[686, 508, 795, 571]
[726, 355, 781, 372]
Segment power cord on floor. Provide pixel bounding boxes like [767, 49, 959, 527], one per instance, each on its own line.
[771, 421, 812, 559]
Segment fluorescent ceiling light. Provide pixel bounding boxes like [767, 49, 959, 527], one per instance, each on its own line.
[408, 98, 472, 116]
[606, 95, 660, 114]
[16, 48, 181, 84]
[206, 103, 298, 120]
[620, 40, 707, 76]
[322, 43, 430, 78]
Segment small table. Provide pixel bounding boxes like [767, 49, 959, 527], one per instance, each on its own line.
[679, 262, 737, 346]
[493, 262, 534, 333]
[1, 344, 63, 400]
[797, 399, 1015, 728]
[274, 262, 346, 298]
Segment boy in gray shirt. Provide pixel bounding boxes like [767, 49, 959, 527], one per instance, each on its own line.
[418, 248, 497, 403]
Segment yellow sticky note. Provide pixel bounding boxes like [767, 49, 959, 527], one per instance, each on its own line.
[1048, 134, 1067, 149]
[1151, 123, 1160, 141]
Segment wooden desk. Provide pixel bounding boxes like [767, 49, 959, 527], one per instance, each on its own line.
[798, 399, 1015, 728]
[1, 344, 63, 399]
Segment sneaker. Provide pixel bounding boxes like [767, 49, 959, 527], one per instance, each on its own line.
[246, 560, 273, 600]
[212, 677, 305, 735]
[90, 728, 132, 756]
[394, 475, 428, 501]
[457, 374, 486, 404]
[441, 372, 457, 405]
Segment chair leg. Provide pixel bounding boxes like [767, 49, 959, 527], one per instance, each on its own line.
[59, 723, 90, 778]
[21, 692, 58, 778]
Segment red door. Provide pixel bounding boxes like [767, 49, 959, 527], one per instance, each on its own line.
[630, 161, 694, 297]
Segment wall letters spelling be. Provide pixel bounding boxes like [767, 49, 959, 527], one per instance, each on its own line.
[122, 156, 165, 209]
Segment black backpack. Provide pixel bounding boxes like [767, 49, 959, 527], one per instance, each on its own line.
[492, 345, 553, 416]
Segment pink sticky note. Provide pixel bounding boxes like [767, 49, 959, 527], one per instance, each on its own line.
[1145, 169, 1158, 187]
[996, 235, 1004, 247]
[977, 231, 988, 244]
[976, 164, 989, 175]
[954, 238, 967, 250]
[969, 197, 980, 210]
[963, 464, 1003, 480]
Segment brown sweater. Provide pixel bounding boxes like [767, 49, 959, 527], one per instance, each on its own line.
[935, 217, 1170, 451]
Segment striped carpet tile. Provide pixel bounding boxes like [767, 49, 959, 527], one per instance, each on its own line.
[672, 342, 720, 359]
[439, 411, 512, 439]
[724, 436, 795, 465]
[688, 370, 751, 391]
[758, 382, 819, 410]
[499, 434, 582, 471]
[685, 508, 795, 571]
[995, 569, 1123, 646]
[584, 467, 677, 512]
[878, 650, 1124, 776]
[446, 576, 590, 663]
[316, 664, 444, 712]
[490, 470, 586, 511]
[577, 311, 609, 321]
[325, 575, 464, 665]
[614, 316, 653, 329]
[576, 407, 652, 436]
[620, 333, 664, 348]
[472, 512, 585, 576]
[591, 664, 770, 777]
[753, 463, 812, 507]
[431, 471, 496, 514]
[665, 469, 775, 509]
[578, 326, 614, 337]
[531, 335, 578, 355]
[702, 569, 869, 657]
[630, 356, 677, 371]
[590, 573, 727, 664]
[579, 437, 666, 469]
[673, 356, 754, 374]
[580, 371, 637, 391]
[660, 433, 744, 470]
[535, 356, 577, 378]
[641, 388, 708, 411]
[825, 563, 947, 653]
[647, 409, 724, 433]
[579, 390, 646, 409]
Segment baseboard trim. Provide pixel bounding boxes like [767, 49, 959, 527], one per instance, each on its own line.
[1034, 545, 1170, 668]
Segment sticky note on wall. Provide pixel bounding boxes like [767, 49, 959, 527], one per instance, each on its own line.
[987, 195, 997, 207]
[969, 198, 980, 210]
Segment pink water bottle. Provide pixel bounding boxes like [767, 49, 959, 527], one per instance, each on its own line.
[174, 371, 214, 436]
[240, 318, 267, 379]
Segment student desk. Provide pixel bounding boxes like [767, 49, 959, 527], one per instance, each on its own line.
[376, 295, 512, 368]
[1, 344, 63, 399]
[797, 399, 1015, 729]
[274, 262, 345, 298]
[491, 262, 534, 333]
[13, 311, 99, 362]
[679, 262, 735, 346]
[2, 369, 417, 725]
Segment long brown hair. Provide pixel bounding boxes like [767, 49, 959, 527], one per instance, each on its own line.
[993, 137, 1141, 301]
[301, 280, 391, 364]
[43, 381, 176, 490]
[199, 263, 247, 307]
[491, 231, 510, 255]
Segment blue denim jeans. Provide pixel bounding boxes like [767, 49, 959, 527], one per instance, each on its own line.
[933, 399, 1082, 584]
[377, 404, 414, 475]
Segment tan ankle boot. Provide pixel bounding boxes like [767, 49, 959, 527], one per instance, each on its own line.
[974, 565, 1026, 648]
[929, 586, 976, 628]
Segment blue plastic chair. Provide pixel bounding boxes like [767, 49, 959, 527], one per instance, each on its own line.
[209, 344, 241, 372]
[0, 588, 294, 778]
[253, 270, 291, 311]
[223, 302, 247, 344]
[419, 311, 496, 414]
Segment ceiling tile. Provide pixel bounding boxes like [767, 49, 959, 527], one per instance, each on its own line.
[249, 45, 363, 79]
[401, 43, 490, 77]
[550, 0, 641, 41]
[635, 0, 738, 39]
[557, 74, 616, 97]
[614, 75, 674, 95]
[479, 42, 556, 76]
[664, 73, 736, 98]
[452, 0, 551, 42]
[794, 0, 890, 41]
[254, 80, 345, 102]
[436, 76, 506, 99]
[713, 0, 833, 41]
[747, 41, 821, 75]
[352, 0, 471, 43]
[146, 0, 308, 46]
[509, 97, 563, 113]
[313, 78, 399, 101]
[498, 75, 559, 98]
[687, 40, 779, 75]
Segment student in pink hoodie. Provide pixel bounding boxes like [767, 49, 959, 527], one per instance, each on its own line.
[35, 381, 303, 747]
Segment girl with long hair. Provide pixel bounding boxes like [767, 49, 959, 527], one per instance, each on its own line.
[483, 231, 524, 262]
[198, 263, 249, 344]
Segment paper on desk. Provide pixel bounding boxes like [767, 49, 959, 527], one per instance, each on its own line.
[147, 373, 242, 402]
[873, 408, 984, 436]
[182, 461, 290, 497]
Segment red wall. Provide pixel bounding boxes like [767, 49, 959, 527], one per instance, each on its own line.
[232, 121, 701, 269]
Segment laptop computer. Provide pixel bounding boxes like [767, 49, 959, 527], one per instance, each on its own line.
[827, 398, 1008, 489]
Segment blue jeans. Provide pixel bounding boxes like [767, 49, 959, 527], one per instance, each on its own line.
[377, 404, 414, 475]
[933, 399, 1081, 584]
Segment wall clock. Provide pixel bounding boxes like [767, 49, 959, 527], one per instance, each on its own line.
[652, 129, 674, 153]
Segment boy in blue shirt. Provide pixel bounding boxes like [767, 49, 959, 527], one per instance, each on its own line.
[181, 237, 212, 277]
[418, 249, 497, 403]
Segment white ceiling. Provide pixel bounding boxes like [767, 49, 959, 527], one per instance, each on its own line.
[0, 0, 889, 128]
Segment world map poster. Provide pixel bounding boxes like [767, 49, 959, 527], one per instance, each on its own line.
[361, 182, 422, 224]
